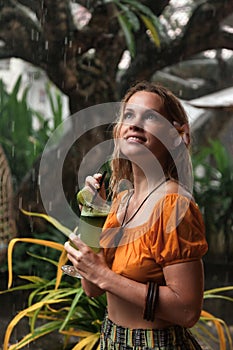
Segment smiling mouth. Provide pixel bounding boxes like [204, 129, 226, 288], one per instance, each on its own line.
[126, 136, 146, 143]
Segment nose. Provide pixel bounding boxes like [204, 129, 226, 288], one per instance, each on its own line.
[128, 115, 144, 130]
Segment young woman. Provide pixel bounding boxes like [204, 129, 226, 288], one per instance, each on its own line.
[64, 81, 208, 349]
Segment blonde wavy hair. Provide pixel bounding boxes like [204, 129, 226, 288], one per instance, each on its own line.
[109, 81, 192, 198]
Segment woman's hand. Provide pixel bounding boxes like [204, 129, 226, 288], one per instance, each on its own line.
[85, 173, 106, 199]
[64, 233, 109, 286]
[78, 173, 107, 212]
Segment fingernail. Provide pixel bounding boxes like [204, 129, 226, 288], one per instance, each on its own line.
[69, 232, 76, 240]
[94, 183, 100, 189]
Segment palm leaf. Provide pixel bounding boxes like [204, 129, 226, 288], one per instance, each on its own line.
[117, 13, 135, 57]
[114, 1, 140, 31]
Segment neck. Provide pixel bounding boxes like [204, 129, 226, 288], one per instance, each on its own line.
[131, 163, 165, 197]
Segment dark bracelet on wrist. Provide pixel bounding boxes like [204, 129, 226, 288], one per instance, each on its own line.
[143, 281, 159, 322]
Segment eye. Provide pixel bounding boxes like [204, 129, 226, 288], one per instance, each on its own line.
[123, 111, 134, 120]
[144, 111, 158, 121]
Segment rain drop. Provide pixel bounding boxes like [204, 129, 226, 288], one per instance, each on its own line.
[32, 168, 35, 182]
[63, 52, 67, 65]
[45, 41, 49, 50]
[31, 29, 35, 41]
[36, 191, 40, 204]
[49, 201, 52, 211]
[18, 196, 23, 209]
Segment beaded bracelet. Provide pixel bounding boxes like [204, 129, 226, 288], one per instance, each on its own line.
[143, 281, 159, 321]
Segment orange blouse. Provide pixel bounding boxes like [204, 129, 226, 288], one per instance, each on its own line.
[100, 192, 208, 284]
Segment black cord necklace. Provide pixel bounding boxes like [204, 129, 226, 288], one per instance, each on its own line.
[114, 178, 168, 246]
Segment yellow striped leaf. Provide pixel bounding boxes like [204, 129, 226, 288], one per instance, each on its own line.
[7, 238, 64, 289]
[56, 248, 68, 289]
[200, 310, 226, 350]
[4, 299, 67, 350]
[72, 333, 100, 350]
[21, 208, 73, 238]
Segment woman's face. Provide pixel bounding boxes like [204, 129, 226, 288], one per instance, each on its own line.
[118, 91, 172, 165]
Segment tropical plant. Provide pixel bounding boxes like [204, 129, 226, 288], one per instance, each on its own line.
[1, 0, 232, 114]
[45, 82, 64, 130]
[0, 214, 106, 350]
[6, 0, 233, 238]
[192, 139, 233, 262]
[193, 288, 233, 350]
[0, 77, 64, 187]
[109, 0, 164, 57]
[1, 211, 232, 350]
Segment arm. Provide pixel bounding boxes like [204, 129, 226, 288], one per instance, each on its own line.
[100, 259, 204, 328]
[81, 278, 105, 298]
[65, 234, 204, 328]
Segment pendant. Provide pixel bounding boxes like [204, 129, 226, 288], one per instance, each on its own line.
[114, 226, 124, 247]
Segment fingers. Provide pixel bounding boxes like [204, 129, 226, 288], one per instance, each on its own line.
[85, 173, 107, 200]
[64, 237, 90, 272]
[69, 232, 89, 250]
[85, 173, 102, 190]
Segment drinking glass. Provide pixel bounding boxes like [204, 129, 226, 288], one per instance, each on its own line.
[62, 184, 109, 278]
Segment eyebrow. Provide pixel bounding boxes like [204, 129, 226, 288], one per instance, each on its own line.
[124, 107, 163, 116]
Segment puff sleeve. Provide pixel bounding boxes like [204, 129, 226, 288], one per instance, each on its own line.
[150, 194, 208, 267]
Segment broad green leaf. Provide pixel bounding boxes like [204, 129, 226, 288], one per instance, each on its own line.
[117, 13, 135, 57]
[122, 0, 153, 16]
[115, 1, 140, 31]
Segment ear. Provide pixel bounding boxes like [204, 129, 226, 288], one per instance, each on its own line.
[173, 121, 190, 146]
[169, 123, 182, 149]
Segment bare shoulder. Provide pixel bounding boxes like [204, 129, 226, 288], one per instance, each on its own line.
[165, 179, 193, 200]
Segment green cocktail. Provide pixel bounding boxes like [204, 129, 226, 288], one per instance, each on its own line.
[62, 184, 110, 278]
[77, 187, 110, 252]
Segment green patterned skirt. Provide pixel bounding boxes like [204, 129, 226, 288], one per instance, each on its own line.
[100, 314, 203, 350]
